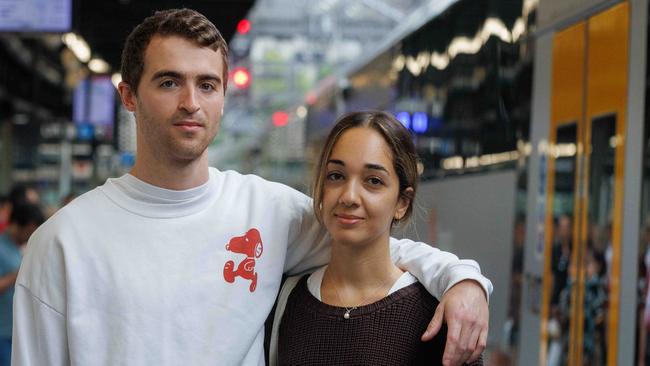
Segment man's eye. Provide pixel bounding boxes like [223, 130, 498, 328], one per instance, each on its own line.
[200, 83, 215, 91]
[161, 80, 176, 88]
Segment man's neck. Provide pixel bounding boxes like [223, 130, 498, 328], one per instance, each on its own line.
[130, 153, 210, 191]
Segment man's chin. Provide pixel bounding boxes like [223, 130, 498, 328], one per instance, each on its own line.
[170, 144, 210, 162]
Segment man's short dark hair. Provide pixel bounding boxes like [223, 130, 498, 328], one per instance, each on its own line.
[10, 203, 45, 227]
[121, 8, 229, 93]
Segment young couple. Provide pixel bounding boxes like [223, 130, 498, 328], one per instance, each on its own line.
[13, 9, 489, 366]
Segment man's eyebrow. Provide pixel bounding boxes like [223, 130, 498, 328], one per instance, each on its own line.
[151, 70, 183, 81]
[197, 73, 222, 84]
[150, 71, 222, 84]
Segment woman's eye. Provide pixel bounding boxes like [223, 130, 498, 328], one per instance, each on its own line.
[367, 177, 383, 186]
[326, 172, 343, 181]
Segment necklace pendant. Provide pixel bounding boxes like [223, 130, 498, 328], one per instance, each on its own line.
[344, 310, 351, 319]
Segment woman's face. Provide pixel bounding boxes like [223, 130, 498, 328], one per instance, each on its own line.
[321, 127, 410, 248]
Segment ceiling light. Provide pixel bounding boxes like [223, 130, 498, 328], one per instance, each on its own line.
[296, 106, 307, 118]
[89, 58, 110, 74]
[111, 73, 122, 89]
[62, 33, 91, 63]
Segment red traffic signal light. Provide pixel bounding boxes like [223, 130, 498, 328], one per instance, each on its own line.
[272, 111, 289, 127]
[231, 67, 251, 89]
[237, 19, 251, 35]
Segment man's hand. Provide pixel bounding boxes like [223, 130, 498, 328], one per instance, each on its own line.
[421, 279, 488, 366]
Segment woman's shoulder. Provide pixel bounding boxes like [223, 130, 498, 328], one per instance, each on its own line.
[394, 272, 440, 305]
[280, 271, 314, 299]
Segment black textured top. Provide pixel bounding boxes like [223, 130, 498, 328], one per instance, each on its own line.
[278, 275, 484, 365]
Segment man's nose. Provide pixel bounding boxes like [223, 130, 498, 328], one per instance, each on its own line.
[179, 87, 200, 114]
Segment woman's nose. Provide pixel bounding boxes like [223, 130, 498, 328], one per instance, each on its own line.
[338, 181, 360, 207]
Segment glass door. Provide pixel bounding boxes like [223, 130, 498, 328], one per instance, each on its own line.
[540, 3, 629, 366]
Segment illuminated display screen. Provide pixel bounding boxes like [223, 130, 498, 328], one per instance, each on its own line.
[72, 79, 89, 125]
[0, 0, 71, 32]
[88, 76, 115, 128]
[72, 76, 116, 140]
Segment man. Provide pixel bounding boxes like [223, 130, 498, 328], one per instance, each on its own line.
[0, 204, 44, 366]
[13, 9, 490, 366]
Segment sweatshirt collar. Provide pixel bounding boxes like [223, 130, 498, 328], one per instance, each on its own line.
[99, 168, 221, 218]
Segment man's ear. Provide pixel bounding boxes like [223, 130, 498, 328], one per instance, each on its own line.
[118, 81, 137, 112]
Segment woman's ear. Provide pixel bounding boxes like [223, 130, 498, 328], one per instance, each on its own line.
[394, 187, 414, 221]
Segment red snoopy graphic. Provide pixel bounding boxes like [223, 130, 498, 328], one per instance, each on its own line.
[223, 228, 263, 292]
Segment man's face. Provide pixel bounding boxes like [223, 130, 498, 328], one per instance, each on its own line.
[121, 35, 225, 163]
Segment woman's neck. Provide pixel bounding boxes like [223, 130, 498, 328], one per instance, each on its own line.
[321, 238, 403, 307]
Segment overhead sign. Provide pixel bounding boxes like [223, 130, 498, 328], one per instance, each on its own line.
[0, 0, 72, 32]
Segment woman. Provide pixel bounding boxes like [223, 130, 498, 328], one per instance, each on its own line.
[269, 111, 483, 365]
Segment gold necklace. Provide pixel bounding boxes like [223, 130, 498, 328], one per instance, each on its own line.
[329, 272, 395, 319]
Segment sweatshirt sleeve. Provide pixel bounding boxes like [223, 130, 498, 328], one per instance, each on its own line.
[12, 285, 69, 366]
[280, 186, 493, 300]
[389, 237, 493, 301]
[282, 190, 331, 276]
[12, 213, 70, 366]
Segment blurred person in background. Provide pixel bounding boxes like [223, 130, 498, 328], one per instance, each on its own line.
[547, 214, 572, 366]
[551, 214, 572, 308]
[7, 186, 40, 208]
[558, 247, 607, 366]
[12, 9, 491, 366]
[0, 203, 45, 366]
[583, 248, 607, 365]
[604, 222, 613, 285]
[0, 197, 10, 234]
[0, 186, 41, 235]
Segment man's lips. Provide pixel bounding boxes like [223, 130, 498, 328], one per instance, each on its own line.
[173, 120, 205, 130]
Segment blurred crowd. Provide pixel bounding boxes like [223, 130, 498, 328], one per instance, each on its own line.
[543, 214, 650, 366]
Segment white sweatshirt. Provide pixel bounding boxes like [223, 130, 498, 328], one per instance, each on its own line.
[13, 168, 491, 366]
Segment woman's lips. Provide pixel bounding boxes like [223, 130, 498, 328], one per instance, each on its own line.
[335, 213, 363, 225]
